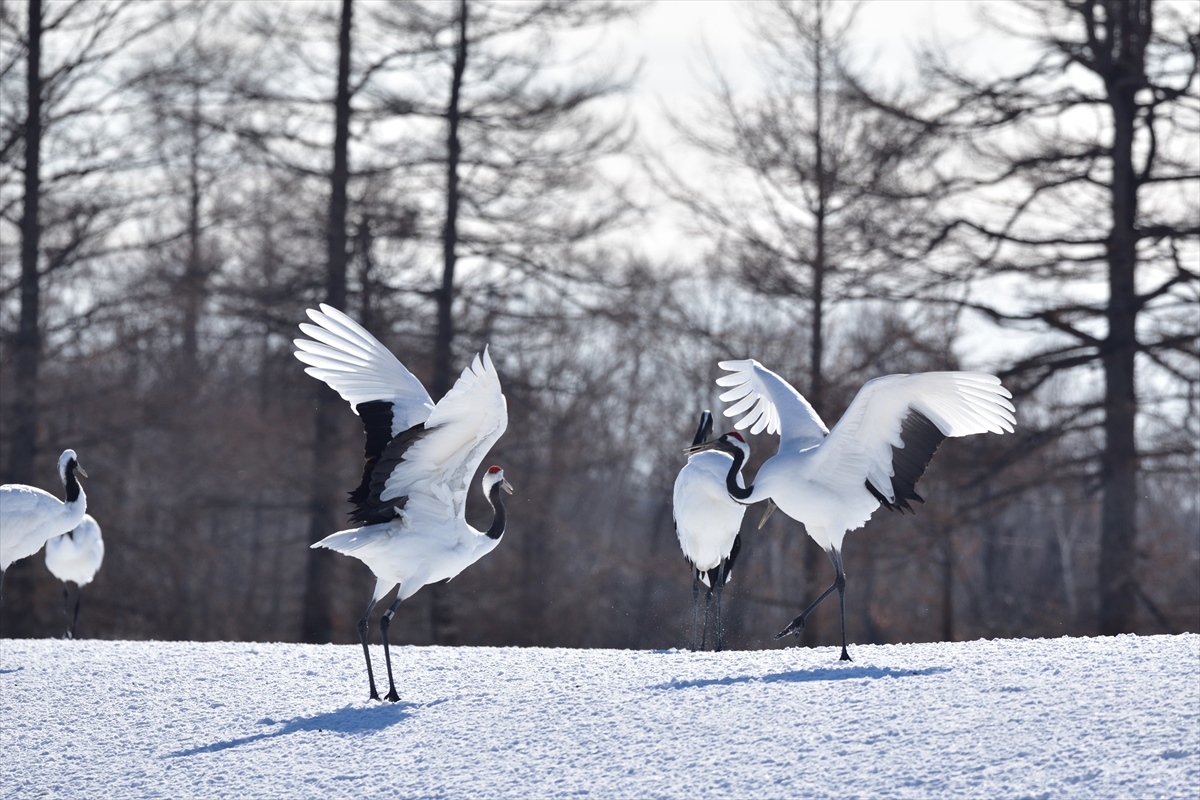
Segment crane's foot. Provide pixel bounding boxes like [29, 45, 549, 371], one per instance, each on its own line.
[369, 689, 381, 701]
[839, 647, 852, 662]
[775, 615, 806, 640]
[385, 688, 400, 703]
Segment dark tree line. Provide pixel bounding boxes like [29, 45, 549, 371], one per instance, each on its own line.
[1, 0, 1196, 647]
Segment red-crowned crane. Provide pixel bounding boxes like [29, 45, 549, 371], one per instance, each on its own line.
[0, 449, 88, 601]
[294, 304, 510, 702]
[687, 360, 1015, 661]
[44, 513, 105, 638]
[673, 410, 747, 651]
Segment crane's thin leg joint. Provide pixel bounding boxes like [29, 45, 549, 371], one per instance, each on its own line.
[775, 546, 851, 661]
[357, 597, 381, 701]
[380, 596, 404, 703]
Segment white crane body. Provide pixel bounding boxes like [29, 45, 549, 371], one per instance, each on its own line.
[692, 360, 1016, 660]
[673, 450, 745, 581]
[0, 450, 88, 576]
[45, 514, 105, 587]
[673, 410, 747, 651]
[314, 502, 504, 605]
[44, 513, 104, 638]
[295, 304, 510, 701]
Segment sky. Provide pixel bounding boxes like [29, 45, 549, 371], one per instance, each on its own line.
[591, 0, 1019, 264]
[630, 0, 1008, 102]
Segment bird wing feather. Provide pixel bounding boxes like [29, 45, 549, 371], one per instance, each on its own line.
[381, 347, 508, 522]
[0, 484, 83, 569]
[0, 483, 58, 520]
[293, 303, 434, 435]
[716, 359, 828, 450]
[808, 372, 1016, 504]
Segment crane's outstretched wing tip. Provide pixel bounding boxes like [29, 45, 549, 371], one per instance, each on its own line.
[957, 373, 1013, 395]
[716, 358, 760, 374]
[483, 345, 500, 374]
[293, 338, 335, 358]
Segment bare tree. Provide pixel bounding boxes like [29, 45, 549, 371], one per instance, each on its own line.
[1, 0, 168, 483]
[298, 0, 355, 644]
[902, 0, 1199, 634]
[7, 0, 43, 488]
[0, 0, 172, 635]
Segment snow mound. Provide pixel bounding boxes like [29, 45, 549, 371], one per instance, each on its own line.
[3, 634, 1197, 798]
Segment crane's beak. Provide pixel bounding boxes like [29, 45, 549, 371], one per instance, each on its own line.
[501, 478, 514, 495]
[683, 441, 719, 456]
[76, 465, 89, 479]
[757, 498, 777, 529]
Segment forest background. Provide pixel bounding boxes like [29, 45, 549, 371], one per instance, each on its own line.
[1, 0, 1197, 651]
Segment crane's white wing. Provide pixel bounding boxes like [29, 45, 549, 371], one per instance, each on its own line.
[381, 347, 508, 522]
[0, 484, 82, 569]
[716, 359, 828, 451]
[809, 372, 1016, 507]
[293, 303, 434, 435]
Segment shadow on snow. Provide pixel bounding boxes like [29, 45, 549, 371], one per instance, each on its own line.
[167, 701, 425, 757]
[655, 665, 950, 690]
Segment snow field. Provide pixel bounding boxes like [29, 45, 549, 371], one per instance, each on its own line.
[2, 634, 1197, 799]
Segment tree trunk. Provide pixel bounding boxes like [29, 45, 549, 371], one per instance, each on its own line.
[181, 82, 205, 376]
[432, 0, 468, 401]
[301, 0, 353, 644]
[802, 0, 829, 648]
[426, 0, 469, 646]
[1097, 0, 1148, 636]
[8, 0, 43, 487]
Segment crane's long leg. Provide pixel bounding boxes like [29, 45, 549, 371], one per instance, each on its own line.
[774, 581, 837, 639]
[357, 596, 381, 701]
[379, 595, 404, 703]
[61, 585, 72, 639]
[69, 586, 82, 639]
[691, 572, 700, 651]
[715, 567, 725, 652]
[775, 547, 851, 662]
[828, 548, 852, 662]
[699, 586, 713, 651]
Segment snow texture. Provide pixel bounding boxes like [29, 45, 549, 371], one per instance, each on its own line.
[3, 634, 1197, 799]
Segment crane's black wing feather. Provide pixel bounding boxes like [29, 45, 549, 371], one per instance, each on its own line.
[867, 408, 947, 514]
[349, 400, 429, 525]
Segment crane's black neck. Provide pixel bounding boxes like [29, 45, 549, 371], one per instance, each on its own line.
[721, 443, 753, 502]
[691, 411, 714, 448]
[485, 481, 507, 540]
[63, 461, 82, 504]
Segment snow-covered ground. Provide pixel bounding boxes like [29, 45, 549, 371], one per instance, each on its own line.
[3, 634, 1197, 799]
